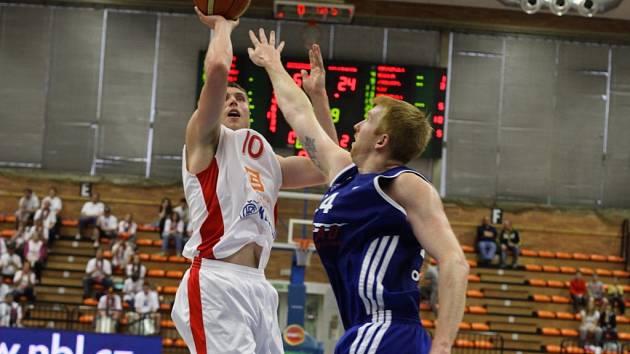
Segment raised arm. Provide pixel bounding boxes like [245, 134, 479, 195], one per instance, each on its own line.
[185, 9, 238, 174]
[387, 173, 469, 354]
[301, 44, 337, 143]
[248, 29, 351, 182]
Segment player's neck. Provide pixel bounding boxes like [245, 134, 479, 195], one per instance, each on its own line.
[357, 154, 400, 174]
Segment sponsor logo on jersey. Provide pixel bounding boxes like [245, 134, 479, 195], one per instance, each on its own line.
[240, 200, 276, 239]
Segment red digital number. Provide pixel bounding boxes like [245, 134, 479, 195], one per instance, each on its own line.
[292, 72, 303, 87]
[433, 115, 444, 125]
[287, 130, 297, 145]
[339, 134, 350, 148]
[297, 4, 306, 17]
[337, 76, 357, 92]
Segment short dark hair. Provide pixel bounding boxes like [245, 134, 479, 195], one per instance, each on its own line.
[228, 82, 247, 95]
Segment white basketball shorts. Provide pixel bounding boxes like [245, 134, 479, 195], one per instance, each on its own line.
[171, 257, 284, 354]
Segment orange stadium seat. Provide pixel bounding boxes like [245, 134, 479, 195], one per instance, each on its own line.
[150, 254, 167, 262]
[455, 339, 474, 348]
[561, 329, 579, 337]
[160, 320, 175, 328]
[547, 280, 565, 288]
[160, 303, 172, 311]
[102, 251, 112, 259]
[148, 269, 165, 277]
[420, 303, 431, 311]
[573, 253, 589, 260]
[537, 310, 555, 319]
[136, 239, 153, 246]
[618, 332, 630, 341]
[466, 290, 484, 298]
[565, 347, 585, 354]
[539, 250, 555, 258]
[0, 215, 4, 223]
[83, 298, 98, 306]
[474, 340, 493, 349]
[556, 252, 572, 259]
[467, 274, 481, 282]
[590, 254, 607, 262]
[579, 267, 594, 275]
[458, 322, 471, 330]
[468, 306, 487, 315]
[552, 295, 570, 304]
[162, 339, 173, 347]
[541, 327, 561, 336]
[613, 270, 630, 278]
[166, 270, 183, 278]
[174, 339, 187, 347]
[152, 240, 163, 247]
[138, 253, 150, 261]
[162, 286, 178, 294]
[471, 323, 490, 331]
[5, 215, 16, 223]
[546, 345, 562, 353]
[0, 229, 13, 238]
[79, 315, 94, 323]
[607, 255, 624, 263]
[533, 294, 551, 302]
[421, 319, 434, 328]
[525, 264, 542, 272]
[616, 316, 630, 324]
[461, 245, 474, 253]
[168, 256, 187, 263]
[62, 219, 78, 227]
[556, 312, 575, 320]
[138, 224, 159, 232]
[596, 268, 613, 277]
[543, 265, 560, 273]
[521, 249, 538, 257]
[561, 266, 577, 274]
[466, 259, 477, 267]
[529, 278, 546, 287]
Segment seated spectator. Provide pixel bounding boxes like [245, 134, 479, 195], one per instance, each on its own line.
[94, 206, 117, 248]
[570, 271, 588, 313]
[419, 262, 438, 316]
[12, 262, 37, 303]
[111, 239, 134, 270]
[0, 294, 22, 327]
[579, 298, 603, 346]
[33, 199, 57, 244]
[599, 299, 618, 345]
[23, 233, 47, 281]
[8, 222, 28, 251]
[588, 274, 605, 305]
[123, 255, 146, 307]
[15, 188, 39, 228]
[0, 236, 6, 256]
[0, 283, 12, 301]
[162, 212, 184, 256]
[118, 214, 138, 243]
[95, 288, 122, 334]
[157, 198, 172, 237]
[173, 198, 189, 225]
[498, 220, 520, 268]
[77, 193, 104, 240]
[41, 187, 63, 243]
[83, 249, 113, 299]
[476, 216, 497, 265]
[607, 277, 625, 315]
[0, 247, 22, 281]
[129, 282, 160, 335]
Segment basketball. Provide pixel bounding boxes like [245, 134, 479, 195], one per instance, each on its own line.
[195, 0, 251, 19]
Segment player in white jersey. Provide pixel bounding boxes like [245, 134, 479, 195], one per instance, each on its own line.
[171, 10, 337, 354]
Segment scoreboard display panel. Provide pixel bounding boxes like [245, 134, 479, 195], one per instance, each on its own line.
[198, 53, 447, 158]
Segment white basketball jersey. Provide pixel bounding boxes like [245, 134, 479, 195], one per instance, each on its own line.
[182, 125, 282, 270]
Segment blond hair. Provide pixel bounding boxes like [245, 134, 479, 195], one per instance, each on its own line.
[373, 96, 432, 164]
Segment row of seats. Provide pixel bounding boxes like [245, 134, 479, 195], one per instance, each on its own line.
[529, 278, 630, 291]
[536, 310, 630, 324]
[525, 264, 630, 278]
[460, 245, 624, 264]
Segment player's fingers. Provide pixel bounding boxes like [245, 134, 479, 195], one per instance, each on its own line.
[259, 28, 268, 44]
[277, 41, 285, 54]
[313, 44, 324, 68]
[249, 30, 260, 46]
[301, 69, 309, 80]
[247, 47, 255, 59]
[269, 30, 276, 46]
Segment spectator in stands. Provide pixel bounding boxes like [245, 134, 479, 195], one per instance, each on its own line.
[118, 213, 138, 243]
[23, 232, 46, 281]
[599, 299, 618, 345]
[111, 239, 134, 270]
[12, 262, 36, 303]
[8, 222, 27, 251]
[15, 188, 39, 227]
[130, 282, 160, 335]
[579, 298, 603, 346]
[157, 197, 172, 237]
[162, 212, 184, 256]
[173, 197, 189, 225]
[0, 294, 22, 327]
[83, 248, 113, 299]
[588, 274, 605, 305]
[607, 276, 625, 315]
[94, 206, 117, 248]
[498, 220, 520, 268]
[476, 216, 497, 265]
[41, 187, 63, 243]
[419, 261, 439, 315]
[123, 255, 146, 308]
[0, 236, 6, 256]
[77, 193, 105, 241]
[95, 287, 122, 334]
[570, 271, 588, 313]
[0, 283, 12, 302]
[0, 246, 22, 281]
[33, 200, 56, 244]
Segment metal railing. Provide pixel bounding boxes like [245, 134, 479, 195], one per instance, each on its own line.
[453, 331, 504, 354]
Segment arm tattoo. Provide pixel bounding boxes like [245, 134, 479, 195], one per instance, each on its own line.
[303, 136, 323, 170]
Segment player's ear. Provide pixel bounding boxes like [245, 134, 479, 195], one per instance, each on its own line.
[374, 133, 389, 150]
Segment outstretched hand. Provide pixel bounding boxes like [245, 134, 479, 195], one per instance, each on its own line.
[248, 29, 285, 68]
[301, 44, 326, 96]
[194, 7, 239, 30]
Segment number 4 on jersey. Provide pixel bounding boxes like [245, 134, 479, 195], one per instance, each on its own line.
[318, 192, 339, 214]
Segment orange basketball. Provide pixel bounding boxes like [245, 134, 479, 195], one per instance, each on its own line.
[195, 0, 251, 19]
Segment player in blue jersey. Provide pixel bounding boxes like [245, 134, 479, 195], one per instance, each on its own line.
[249, 29, 469, 354]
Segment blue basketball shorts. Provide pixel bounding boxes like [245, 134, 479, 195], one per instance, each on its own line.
[335, 321, 432, 354]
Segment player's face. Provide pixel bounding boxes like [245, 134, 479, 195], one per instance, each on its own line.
[222, 87, 251, 131]
[351, 105, 386, 160]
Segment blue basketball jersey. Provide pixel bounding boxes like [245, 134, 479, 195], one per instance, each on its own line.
[313, 164, 431, 354]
